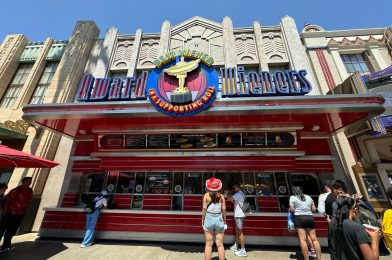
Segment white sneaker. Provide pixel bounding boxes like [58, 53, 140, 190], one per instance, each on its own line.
[308, 250, 317, 258]
[235, 249, 247, 257]
[230, 244, 238, 251]
[80, 243, 93, 248]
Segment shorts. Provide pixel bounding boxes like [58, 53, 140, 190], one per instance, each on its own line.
[293, 215, 315, 229]
[235, 217, 244, 230]
[203, 212, 224, 232]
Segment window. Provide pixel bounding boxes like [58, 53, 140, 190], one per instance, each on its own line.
[1, 63, 33, 108]
[341, 54, 370, 75]
[30, 62, 58, 104]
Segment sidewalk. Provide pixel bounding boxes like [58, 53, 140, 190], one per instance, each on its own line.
[3, 233, 391, 260]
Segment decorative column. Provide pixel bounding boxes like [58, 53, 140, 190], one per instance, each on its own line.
[368, 46, 389, 70]
[157, 20, 171, 57]
[253, 21, 268, 71]
[222, 17, 237, 67]
[17, 38, 54, 106]
[329, 47, 350, 82]
[32, 21, 100, 231]
[280, 16, 319, 95]
[0, 35, 28, 98]
[95, 27, 119, 78]
[127, 29, 142, 77]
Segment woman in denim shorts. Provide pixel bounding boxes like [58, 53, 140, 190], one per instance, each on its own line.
[202, 177, 226, 260]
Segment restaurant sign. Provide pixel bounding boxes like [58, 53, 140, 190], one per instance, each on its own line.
[76, 49, 312, 117]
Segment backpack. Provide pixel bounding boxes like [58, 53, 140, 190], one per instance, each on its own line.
[356, 199, 381, 228]
[84, 198, 96, 214]
[239, 192, 251, 214]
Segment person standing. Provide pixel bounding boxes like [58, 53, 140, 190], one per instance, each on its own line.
[81, 190, 108, 248]
[202, 177, 226, 260]
[329, 196, 381, 260]
[0, 183, 8, 219]
[324, 179, 347, 260]
[289, 186, 322, 260]
[317, 180, 331, 215]
[228, 184, 247, 257]
[0, 177, 33, 253]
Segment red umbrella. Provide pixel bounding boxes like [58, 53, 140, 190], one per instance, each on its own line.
[0, 145, 59, 168]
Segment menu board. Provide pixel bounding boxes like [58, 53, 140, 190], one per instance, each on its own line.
[218, 133, 241, 148]
[99, 135, 123, 149]
[124, 135, 146, 149]
[266, 132, 296, 147]
[170, 134, 217, 149]
[242, 133, 267, 147]
[147, 134, 169, 148]
[98, 132, 297, 151]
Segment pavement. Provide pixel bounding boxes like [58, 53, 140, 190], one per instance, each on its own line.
[1, 233, 391, 260]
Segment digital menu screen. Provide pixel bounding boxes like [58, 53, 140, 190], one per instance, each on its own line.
[99, 135, 123, 149]
[242, 133, 267, 147]
[217, 133, 241, 148]
[147, 134, 169, 148]
[170, 134, 217, 149]
[124, 135, 146, 149]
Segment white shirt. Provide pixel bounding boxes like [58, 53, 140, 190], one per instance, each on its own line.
[317, 192, 330, 215]
[233, 191, 245, 218]
[289, 195, 314, 216]
[94, 196, 108, 209]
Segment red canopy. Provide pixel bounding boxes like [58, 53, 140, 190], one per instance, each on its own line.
[0, 145, 59, 168]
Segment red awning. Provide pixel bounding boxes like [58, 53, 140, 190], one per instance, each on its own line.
[0, 145, 59, 168]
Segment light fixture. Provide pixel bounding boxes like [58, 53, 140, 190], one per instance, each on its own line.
[78, 129, 87, 135]
[311, 125, 320, 131]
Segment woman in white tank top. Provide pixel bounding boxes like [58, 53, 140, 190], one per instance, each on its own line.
[202, 178, 226, 260]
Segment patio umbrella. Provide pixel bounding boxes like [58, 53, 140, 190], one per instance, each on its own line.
[0, 145, 59, 168]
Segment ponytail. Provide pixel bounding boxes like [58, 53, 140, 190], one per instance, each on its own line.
[332, 196, 356, 236]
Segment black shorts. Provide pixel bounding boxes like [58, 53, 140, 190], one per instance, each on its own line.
[293, 215, 315, 229]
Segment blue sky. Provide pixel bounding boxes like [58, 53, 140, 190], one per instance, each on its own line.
[1, 0, 391, 42]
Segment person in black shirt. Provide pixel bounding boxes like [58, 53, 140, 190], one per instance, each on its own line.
[329, 196, 381, 260]
[325, 180, 347, 260]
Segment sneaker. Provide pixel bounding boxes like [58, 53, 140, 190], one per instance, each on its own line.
[308, 250, 316, 258]
[230, 244, 238, 251]
[235, 249, 247, 257]
[0, 247, 15, 253]
[80, 243, 93, 248]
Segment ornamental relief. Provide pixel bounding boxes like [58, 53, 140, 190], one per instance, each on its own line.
[138, 39, 159, 67]
[171, 24, 224, 63]
[113, 40, 133, 68]
[0, 120, 29, 135]
[235, 34, 257, 62]
[263, 32, 287, 61]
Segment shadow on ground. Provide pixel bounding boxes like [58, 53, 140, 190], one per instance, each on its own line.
[2, 241, 68, 260]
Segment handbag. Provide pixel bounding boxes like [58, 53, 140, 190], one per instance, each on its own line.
[287, 210, 296, 232]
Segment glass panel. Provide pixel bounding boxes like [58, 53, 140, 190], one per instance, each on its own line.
[275, 172, 289, 195]
[256, 172, 276, 195]
[345, 63, 355, 73]
[243, 172, 256, 195]
[360, 62, 369, 73]
[106, 171, 118, 192]
[290, 174, 320, 195]
[172, 172, 184, 194]
[353, 63, 362, 73]
[246, 197, 257, 211]
[116, 172, 135, 193]
[356, 53, 365, 62]
[184, 172, 202, 194]
[134, 172, 146, 194]
[145, 172, 171, 194]
[214, 172, 242, 192]
[82, 173, 106, 194]
[203, 172, 213, 192]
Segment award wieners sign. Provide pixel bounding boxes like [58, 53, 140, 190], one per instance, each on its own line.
[75, 49, 313, 117]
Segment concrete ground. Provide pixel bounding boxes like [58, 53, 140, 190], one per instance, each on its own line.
[2, 233, 391, 260]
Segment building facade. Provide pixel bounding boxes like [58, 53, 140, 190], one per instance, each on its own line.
[0, 16, 386, 244]
[0, 21, 99, 231]
[302, 24, 392, 211]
